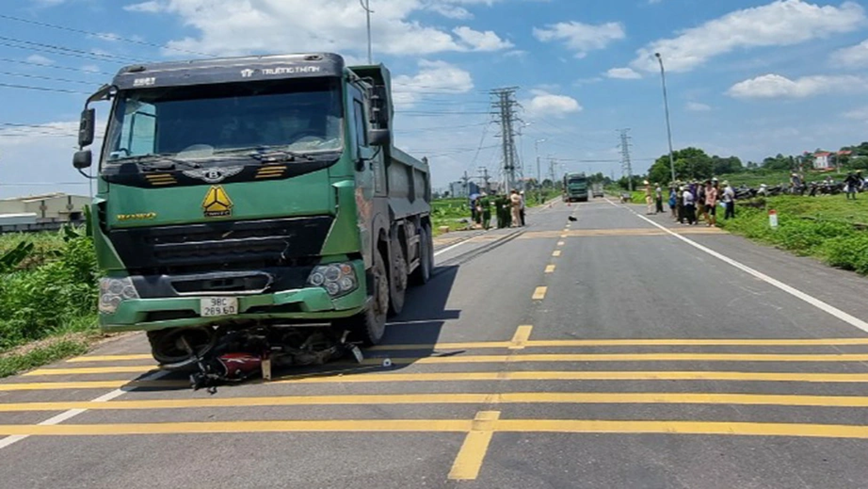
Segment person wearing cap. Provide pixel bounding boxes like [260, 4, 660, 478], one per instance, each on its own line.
[519, 190, 527, 226]
[655, 183, 664, 214]
[706, 179, 719, 227]
[668, 184, 677, 219]
[675, 183, 685, 223]
[682, 185, 696, 225]
[509, 189, 522, 227]
[722, 180, 736, 220]
[644, 180, 654, 215]
[478, 192, 492, 230]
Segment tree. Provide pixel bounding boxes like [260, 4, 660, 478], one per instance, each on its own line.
[647, 147, 713, 183]
[711, 156, 743, 175]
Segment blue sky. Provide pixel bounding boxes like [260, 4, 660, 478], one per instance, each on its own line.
[2, 0, 868, 196]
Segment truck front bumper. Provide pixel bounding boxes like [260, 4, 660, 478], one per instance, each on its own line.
[99, 283, 367, 333]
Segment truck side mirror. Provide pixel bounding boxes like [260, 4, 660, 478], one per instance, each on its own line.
[78, 108, 96, 148]
[368, 129, 390, 147]
[73, 150, 92, 169]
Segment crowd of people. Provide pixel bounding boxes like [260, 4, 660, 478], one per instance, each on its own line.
[470, 189, 526, 230]
[645, 178, 735, 227]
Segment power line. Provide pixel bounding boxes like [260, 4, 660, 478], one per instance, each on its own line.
[0, 70, 99, 86]
[0, 40, 129, 64]
[0, 57, 114, 76]
[0, 13, 214, 58]
[0, 82, 88, 94]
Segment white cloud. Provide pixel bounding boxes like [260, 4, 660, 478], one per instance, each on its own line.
[123, 1, 166, 13]
[831, 39, 868, 66]
[606, 67, 642, 79]
[427, 4, 472, 19]
[727, 73, 868, 99]
[629, 0, 865, 73]
[523, 90, 582, 118]
[453, 26, 513, 51]
[686, 101, 712, 111]
[503, 50, 528, 58]
[80, 64, 101, 74]
[25, 54, 54, 65]
[533, 21, 625, 58]
[125, 0, 513, 57]
[392, 60, 474, 108]
[844, 106, 868, 120]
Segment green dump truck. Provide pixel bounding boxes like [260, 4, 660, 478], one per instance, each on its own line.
[72, 53, 433, 371]
[563, 173, 589, 202]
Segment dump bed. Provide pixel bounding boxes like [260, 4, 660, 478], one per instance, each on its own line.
[387, 147, 431, 219]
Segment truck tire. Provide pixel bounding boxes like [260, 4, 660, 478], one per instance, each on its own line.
[147, 327, 216, 370]
[389, 235, 408, 316]
[410, 225, 433, 285]
[339, 250, 389, 345]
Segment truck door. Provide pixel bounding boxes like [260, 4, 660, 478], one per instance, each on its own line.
[349, 84, 375, 267]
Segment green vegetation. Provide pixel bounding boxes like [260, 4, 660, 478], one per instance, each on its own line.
[0, 337, 91, 379]
[0, 229, 100, 376]
[719, 196, 868, 275]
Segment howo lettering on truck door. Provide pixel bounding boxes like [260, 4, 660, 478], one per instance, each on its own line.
[71, 53, 434, 376]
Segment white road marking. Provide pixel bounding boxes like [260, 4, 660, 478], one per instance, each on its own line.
[434, 239, 471, 258]
[0, 369, 169, 450]
[627, 207, 868, 334]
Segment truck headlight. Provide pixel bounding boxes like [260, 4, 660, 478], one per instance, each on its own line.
[307, 263, 357, 297]
[99, 277, 139, 314]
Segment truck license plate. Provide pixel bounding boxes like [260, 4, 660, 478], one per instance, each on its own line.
[200, 297, 238, 317]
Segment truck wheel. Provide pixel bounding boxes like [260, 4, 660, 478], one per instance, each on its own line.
[410, 225, 433, 285]
[389, 235, 407, 316]
[147, 327, 216, 370]
[340, 250, 388, 345]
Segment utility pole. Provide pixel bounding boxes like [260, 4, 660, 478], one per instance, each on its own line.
[360, 0, 373, 64]
[478, 167, 491, 193]
[491, 87, 520, 193]
[655, 53, 677, 183]
[461, 171, 470, 197]
[620, 128, 634, 192]
[549, 157, 557, 187]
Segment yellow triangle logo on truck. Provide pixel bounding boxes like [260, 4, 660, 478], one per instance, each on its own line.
[202, 185, 233, 217]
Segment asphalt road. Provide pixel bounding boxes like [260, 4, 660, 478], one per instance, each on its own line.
[3, 198, 868, 488]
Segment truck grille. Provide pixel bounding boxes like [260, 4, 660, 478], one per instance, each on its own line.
[110, 216, 333, 275]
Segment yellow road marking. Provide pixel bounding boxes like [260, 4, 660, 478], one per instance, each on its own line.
[34, 352, 868, 376]
[0, 420, 472, 436]
[494, 420, 868, 439]
[448, 411, 500, 480]
[545, 265, 556, 273]
[552, 250, 561, 257]
[4, 418, 868, 440]
[24, 366, 157, 376]
[354, 353, 868, 366]
[7, 392, 868, 413]
[519, 228, 726, 239]
[8, 370, 868, 391]
[0, 380, 189, 392]
[509, 325, 533, 350]
[532, 287, 547, 301]
[67, 337, 868, 363]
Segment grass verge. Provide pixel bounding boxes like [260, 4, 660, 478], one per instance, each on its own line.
[718, 196, 868, 275]
[0, 335, 90, 378]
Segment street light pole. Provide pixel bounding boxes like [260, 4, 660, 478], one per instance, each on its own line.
[360, 0, 373, 64]
[534, 138, 546, 204]
[655, 52, 676, 183]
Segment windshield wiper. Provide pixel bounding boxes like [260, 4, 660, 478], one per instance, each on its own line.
[114, 154, 202, 171]
[214, 146, 317, 163]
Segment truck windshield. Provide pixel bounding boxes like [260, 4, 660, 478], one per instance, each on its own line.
[103, 78, 342, 165]
[568, 179, 587, 187]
